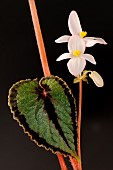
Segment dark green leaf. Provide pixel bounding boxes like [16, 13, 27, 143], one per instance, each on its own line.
[8, 76, 78, 159]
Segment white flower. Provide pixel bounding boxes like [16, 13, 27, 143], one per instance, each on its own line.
[55, 10, 107, 47]
[56, 35, 96, 76]
[89, 71, 104, 87]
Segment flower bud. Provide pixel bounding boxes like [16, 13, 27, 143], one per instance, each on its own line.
[89, 71, 104, 87]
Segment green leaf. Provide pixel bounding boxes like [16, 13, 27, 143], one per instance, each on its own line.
[8, 76, 78, 159]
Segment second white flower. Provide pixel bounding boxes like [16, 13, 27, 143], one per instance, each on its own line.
[56, 35, 96, 76]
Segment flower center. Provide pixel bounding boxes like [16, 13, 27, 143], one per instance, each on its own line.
[73, 50, 81, 57]
[80, 31, 87, 38]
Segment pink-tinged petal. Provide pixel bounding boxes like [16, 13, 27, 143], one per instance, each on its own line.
[68, 35, 85, 53]
[55, 35, 71, 43]
[84, 37, 107, 47]
[82, 54, 96, 64]
[68, 11, 82, 35]
[67, 57, 86, 76]
[89, 71, 104, 87]
[56, 53, 72, 61]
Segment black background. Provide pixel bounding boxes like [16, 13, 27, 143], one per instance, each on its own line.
[0, 0, 113, 170]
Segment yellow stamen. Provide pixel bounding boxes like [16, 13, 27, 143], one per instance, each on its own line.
[80, 31, 87, 38]
[73, 50, 81, 57]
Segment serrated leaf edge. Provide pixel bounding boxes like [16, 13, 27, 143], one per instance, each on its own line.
[8, 76, 78, 159]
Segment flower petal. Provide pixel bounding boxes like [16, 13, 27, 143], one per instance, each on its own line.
[67, 57, 86, 76]
[56, 53, 72, 61]
[82, 54, 96, 64]
[84, 37, 107, 47]
[68, 11, 82, 35]
[55, 35, 71, 43]
[68, 35, 85, 53]
[89, 71, 104, 87]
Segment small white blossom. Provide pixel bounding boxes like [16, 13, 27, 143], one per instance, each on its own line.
[55, 11, 107, 47]
[56, 35, 96, 76]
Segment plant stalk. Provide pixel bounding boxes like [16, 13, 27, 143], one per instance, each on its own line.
[69, 156, 79, 170]
[28, 0, 50, 77]
[69, 80, 83, 170]
[77, 80, 83, 170]
[57, 154, 68, 170]
[28, 0, 67, 169]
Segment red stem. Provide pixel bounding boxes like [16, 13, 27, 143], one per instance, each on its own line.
[77, 80, 83, 170]
[57, 154, 68, 170]
[28, 0, 50, 77]
[69, 80, 83, 170]
[28, 0, 67, 169]
[69, 156, 79, 170]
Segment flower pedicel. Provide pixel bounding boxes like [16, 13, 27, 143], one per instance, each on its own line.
[73, 70, 104, 87]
